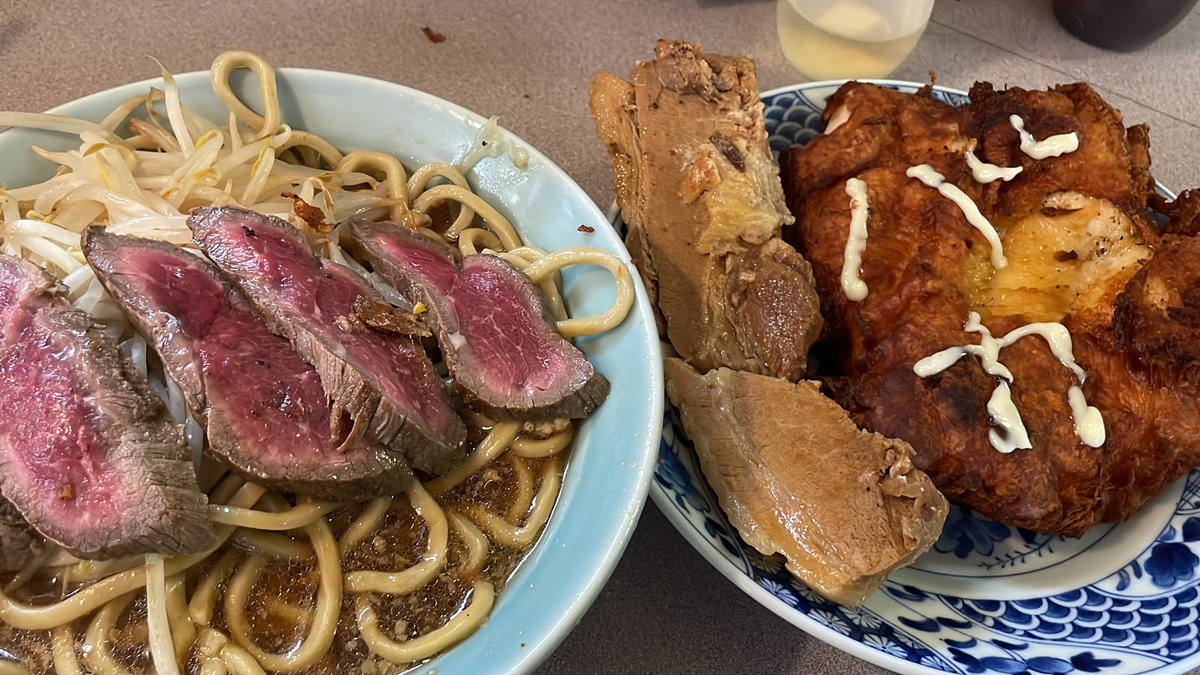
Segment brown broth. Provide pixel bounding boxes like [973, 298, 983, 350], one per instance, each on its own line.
[0, 454, 559, 674]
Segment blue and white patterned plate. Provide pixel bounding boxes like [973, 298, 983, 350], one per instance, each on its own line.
[623, 81, 1200, 675]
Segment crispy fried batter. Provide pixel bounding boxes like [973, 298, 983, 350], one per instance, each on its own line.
[780, 81, 1193, 536]
[1155, 188, 1200, 236]
[1114, 235, 1200, 386]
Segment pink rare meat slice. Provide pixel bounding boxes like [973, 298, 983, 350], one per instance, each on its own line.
[0, 253, 213, 559]
[83, 230, 414, 500]
[188, 207, 465, 475]
[347, 220, 609, 421]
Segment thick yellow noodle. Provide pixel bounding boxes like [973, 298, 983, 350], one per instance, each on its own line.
[84, 593, 135, 674]
[188, 550, 241, 627]
[512, 426, 575, 458]
[447, 512, 489, 578]
[523, 249, 636, 337]
[223, 517, 340, 672]
[343, 483, 447, 595]
[230, 530, 313, 562]
[355, 581, 496, 664]
[207, 500, 340, 531]
[508, 455, 536, 522]
[465, 456, 565, 549]
[426, 422, 522, 497]
[209, 51, 280, 141]
[49, 625, 82, 675]
[413, 184, 521, 247]
[338, 496, 391, 555]
[166, 576, 196, 664]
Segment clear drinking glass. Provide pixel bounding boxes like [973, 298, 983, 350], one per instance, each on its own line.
[776, 0, 936, 80]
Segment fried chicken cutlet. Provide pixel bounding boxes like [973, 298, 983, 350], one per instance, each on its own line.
[780, 81, 1200, 537]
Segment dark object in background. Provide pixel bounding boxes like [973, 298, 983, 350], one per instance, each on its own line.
[421, 26, 446, 44]
[1053, 0, 1198, 51]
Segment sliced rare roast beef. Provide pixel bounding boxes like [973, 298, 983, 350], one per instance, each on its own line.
[348, 220, 610, 420]
[189, 207, 466, 475]
[0, 254, 213, 559]
[83, 230, 415, 500]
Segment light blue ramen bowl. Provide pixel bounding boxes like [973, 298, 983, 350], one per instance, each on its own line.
[0, 68, 663, 674]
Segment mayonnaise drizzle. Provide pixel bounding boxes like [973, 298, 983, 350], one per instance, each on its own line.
[1010, 115, 1079, 160]
[913, 347, 967, 377]
[965, 150, 1022, 184]
[840, 178, 869, 301]
[963, 312, 1006, 374]
[913, 313, 1009, 380]
[913, 312, 1106, 451]
[907, 165, 1008, 269]
[1068, 385, 1106, 447]
[987, 381, 1032, 453]
[995, 322, 1085, 381]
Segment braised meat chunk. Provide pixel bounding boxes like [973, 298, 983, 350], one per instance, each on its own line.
[591, 41, 948, 605]
[666, 359, 947, 606]
[589, 39, 822, 380]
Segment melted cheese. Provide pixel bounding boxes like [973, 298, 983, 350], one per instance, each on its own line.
[1010, 115, 1079, 160]
[840, 178, 870, 301]
[907, 165, 1008, 269]
[965, 150, 1022, 184]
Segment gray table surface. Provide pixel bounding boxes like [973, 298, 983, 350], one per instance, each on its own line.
[3, 1, 1199, 673]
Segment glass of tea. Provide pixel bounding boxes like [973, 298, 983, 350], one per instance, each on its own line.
[777, 0, 936, 80]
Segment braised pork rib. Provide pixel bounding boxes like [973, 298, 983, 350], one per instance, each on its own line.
[591, 41, 948, 605]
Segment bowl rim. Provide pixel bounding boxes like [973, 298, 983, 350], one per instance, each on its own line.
[7, 65, 665, 674]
